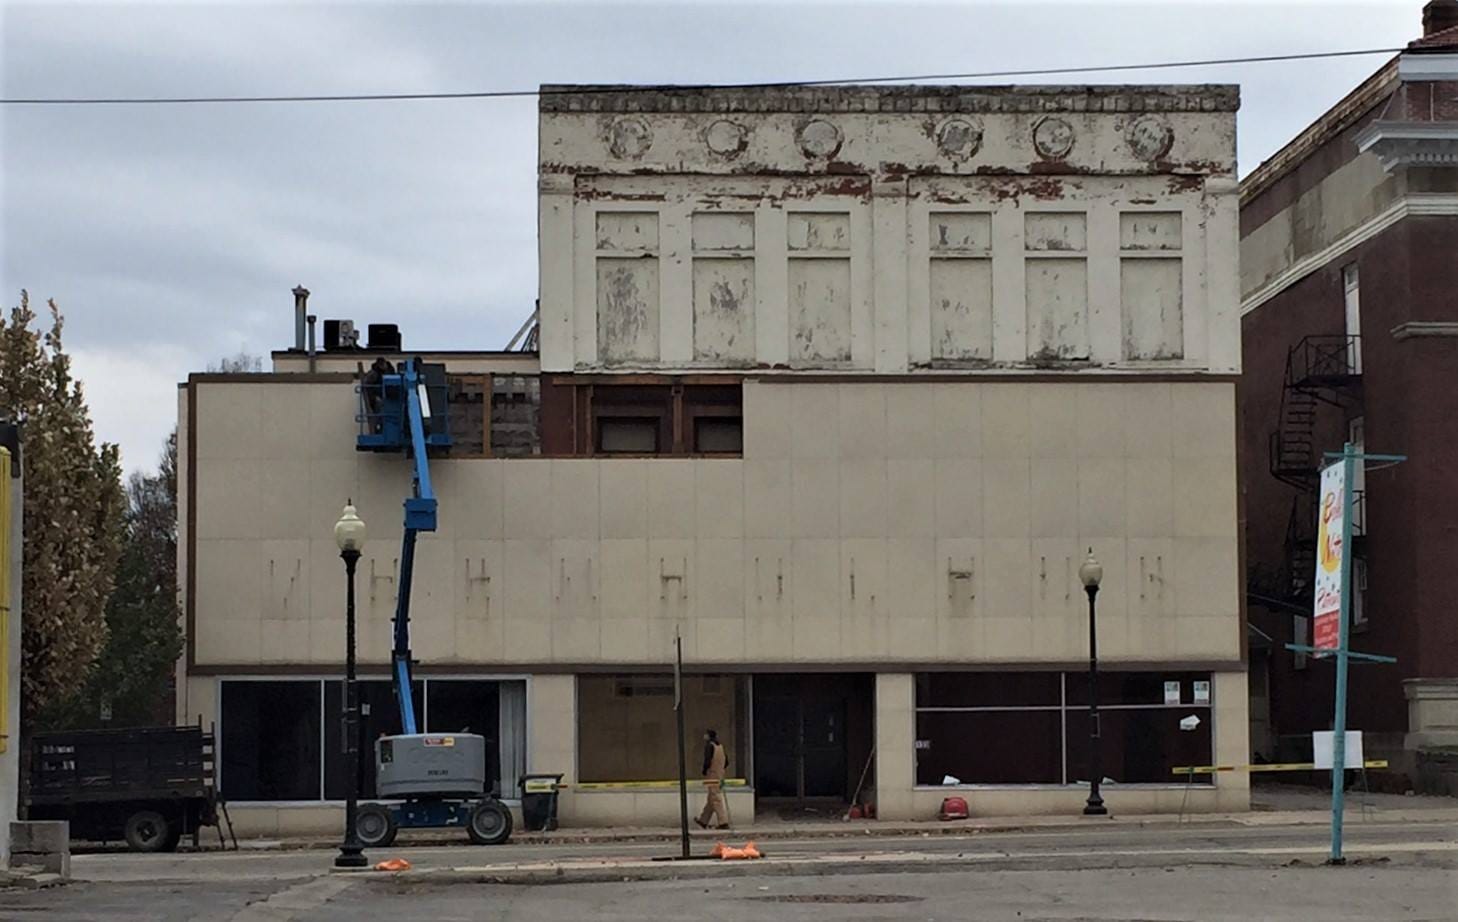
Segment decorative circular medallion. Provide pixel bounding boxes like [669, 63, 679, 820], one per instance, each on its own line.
[607, 117, 652, 159]
[797, 119, 844, 159]
[704, 119, 748, 158]
[1126, 115, 1175, 161]
[1032, 116, 1076, 161]
[935, 117, 983, 160]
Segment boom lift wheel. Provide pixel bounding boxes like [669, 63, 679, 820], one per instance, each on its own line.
[466, 800, 513, 845]
[355, 803, 398, 848]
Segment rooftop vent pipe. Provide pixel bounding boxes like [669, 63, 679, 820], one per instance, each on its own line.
[292, 285, 310, 350]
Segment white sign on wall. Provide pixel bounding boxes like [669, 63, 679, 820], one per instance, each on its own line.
[1193, 681, 1211, 704]
[1163, 681, 1180, 705]
[1313, 461, 1347, 655]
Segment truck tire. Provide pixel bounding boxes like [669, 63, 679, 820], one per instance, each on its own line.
[124, 810, 173, 852]
[466, 799, 512, 845]
[355, 803, 397, 848]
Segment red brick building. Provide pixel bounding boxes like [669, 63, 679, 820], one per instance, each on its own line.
[1240, 1, 1458, 785]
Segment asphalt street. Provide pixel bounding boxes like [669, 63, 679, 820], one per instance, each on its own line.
[3, 817, 1454, 921]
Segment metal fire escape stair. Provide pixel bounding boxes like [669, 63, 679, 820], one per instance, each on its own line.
[1262, 335, 1362, 599]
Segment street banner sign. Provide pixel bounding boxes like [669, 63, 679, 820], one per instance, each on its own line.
[1313, 461, 1346, 655]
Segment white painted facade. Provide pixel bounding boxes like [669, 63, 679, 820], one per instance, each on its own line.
[538, 85, 1241, 376]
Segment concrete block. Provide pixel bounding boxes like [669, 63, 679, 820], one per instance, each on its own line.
[10, 821, 68, 855]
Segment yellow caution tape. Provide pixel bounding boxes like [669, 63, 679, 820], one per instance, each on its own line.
[1172, 759, 1388, 775]
[573, 778, 749, 791]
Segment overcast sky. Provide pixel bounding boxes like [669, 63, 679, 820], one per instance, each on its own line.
[0, 0, 1425, 474]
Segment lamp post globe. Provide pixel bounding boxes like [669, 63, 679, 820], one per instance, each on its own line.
[1080, 548, 1107, 816]
[335, 502, 367, 553]
[335, 501, 369, 869]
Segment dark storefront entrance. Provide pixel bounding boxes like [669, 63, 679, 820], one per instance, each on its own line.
[752, 674, 873, 805]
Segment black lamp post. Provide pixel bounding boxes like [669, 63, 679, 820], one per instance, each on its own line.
[334, 501, 369, 868]
[1080, 549, 1107, 817]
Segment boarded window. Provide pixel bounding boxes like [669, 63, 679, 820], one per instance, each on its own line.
[1025, 213, 1087, 252]
[1120, 259, 1183, 360]
[1024, 214, 1088, 361]
[788, 212, 852, 364]
[692, 213, 755, 363]
[1120, 212, 1183, 360]
[596, 211, 661, 364]
[695, 416, 743, 454]
[1026, 259, 1089, 360]
[578, 675, 748, 783]
[598, 417, 660, 454]
[929, 213, 993, 363]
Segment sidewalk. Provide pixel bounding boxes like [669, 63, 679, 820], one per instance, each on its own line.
[222, 785, 1458, 852]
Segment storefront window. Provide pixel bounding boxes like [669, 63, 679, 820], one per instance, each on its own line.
[577, 674, 748, 783]
[221, 681, 321, 801]
[221, 677, 526, 802]
[914, 671, 1213, 787]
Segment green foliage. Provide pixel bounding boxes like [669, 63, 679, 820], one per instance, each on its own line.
[0, 292, 125, 721]
[42, 433, 183, 729]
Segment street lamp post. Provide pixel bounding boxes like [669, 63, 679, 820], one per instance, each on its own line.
[1079, 549, 1107, 817]
[334, 502, 369, 869]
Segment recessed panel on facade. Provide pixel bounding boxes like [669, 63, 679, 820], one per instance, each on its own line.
[692, 212, 756, 363]
[595, 211, 662, 364]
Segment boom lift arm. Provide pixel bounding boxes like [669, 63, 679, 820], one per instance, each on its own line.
[354, 355, 513, 847]
[390, 358, 437, 736]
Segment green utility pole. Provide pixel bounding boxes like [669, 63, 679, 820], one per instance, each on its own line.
[1326, 442, 1357, 864]
[1296, 443, 1403, 865]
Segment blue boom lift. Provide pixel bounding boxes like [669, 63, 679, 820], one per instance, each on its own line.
[352, 357, 513, 847]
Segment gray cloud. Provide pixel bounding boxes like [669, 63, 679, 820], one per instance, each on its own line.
[1, 1, 1420, 472]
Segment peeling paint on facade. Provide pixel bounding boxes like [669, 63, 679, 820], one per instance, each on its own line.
[538, 84, 1240, 375]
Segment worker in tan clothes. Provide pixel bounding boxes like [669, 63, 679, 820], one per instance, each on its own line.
[694, 728, 731, 829]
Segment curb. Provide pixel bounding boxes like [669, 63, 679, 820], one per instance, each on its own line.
[348, 844, 1430, 887]
[201, 808, 1458, 853]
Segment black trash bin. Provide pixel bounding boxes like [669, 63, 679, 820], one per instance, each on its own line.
[520, 773, 564, 831]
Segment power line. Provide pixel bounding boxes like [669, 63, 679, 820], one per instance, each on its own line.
[0, 47, 1405, 105]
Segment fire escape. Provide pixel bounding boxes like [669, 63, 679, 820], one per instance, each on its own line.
[1264, 335, 1363, 599]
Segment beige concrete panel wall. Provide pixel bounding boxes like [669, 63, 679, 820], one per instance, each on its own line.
[190, 377, 1237, 669]
[875, 674, 915, 820]
[1213, 670, 1251, 808]
[530, 675, 576, 783]
[181, 677, 217, 732]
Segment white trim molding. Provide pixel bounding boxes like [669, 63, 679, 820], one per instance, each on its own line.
[1356, 121, 1458, 172]
[1397, 52, 1458, 81]
[1392, 321, 1458, 340]
[1241, 193, 1458, 316]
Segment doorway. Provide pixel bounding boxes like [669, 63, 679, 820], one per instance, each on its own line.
[752, 674, 872, 806]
